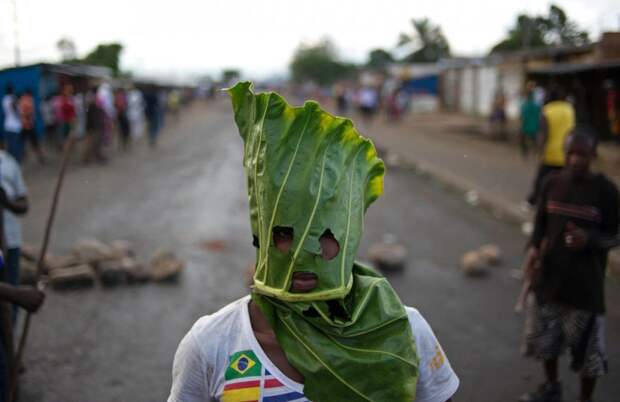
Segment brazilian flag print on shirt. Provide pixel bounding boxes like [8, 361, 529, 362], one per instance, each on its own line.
[222, 350, 310, 402]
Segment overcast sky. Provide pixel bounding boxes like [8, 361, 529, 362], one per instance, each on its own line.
[0, 0, 618, 81]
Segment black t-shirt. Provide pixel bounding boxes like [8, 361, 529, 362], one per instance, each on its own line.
[531, 171, 619, 313]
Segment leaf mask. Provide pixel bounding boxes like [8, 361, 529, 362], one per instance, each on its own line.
[228, 82, 384, 302]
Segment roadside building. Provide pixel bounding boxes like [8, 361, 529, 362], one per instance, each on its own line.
[0, 63, 111, 139]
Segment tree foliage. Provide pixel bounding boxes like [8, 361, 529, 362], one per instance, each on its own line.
[366, 48, 394, 71]
[82, 43, 124, 76]
[491, 4, 589, 53]
[397, 18, 450, 63]
[57, 37, 77, 62]
[221, 69, 241, 84]
[289, 39, 358, 86]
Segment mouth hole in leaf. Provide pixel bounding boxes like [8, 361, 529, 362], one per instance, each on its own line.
[319, 229, 340, 260]
[273, 226, 294, 253]
[252, 235, 259, 248]
[302, 307, 320, 318]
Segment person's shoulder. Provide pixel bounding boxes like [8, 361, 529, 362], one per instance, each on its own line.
[188, 296, 250, 342]
[404, 306, 434, 337]
[541, 170, 563, 191]
[594, 173, 619, 196]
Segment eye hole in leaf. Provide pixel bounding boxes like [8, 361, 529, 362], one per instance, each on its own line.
[319, 229, 340, 260]
[273, 226, 294, 253]
[252, 235, 259, 248]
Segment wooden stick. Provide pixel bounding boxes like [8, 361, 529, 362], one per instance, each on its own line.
[8, 136, 76, 402]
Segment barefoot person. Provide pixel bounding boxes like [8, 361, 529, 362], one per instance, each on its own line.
[520, 132, 619, 402]
[168, 82, 459, 402]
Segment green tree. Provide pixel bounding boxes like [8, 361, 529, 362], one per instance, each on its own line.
[366, 48, 394, 71]
[490, 4, 589, 53]
[545, 4, 589, 46]
[56, 37, 77, 62]
[397, 18, 450, 63]
[289, 39, 357, 86]
[491, 15, 548, 53]
[82, 43, 124, 76]
[222, 69, 241, 84]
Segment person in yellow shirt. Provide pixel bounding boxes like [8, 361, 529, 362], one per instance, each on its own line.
[527, 88, 576, 206]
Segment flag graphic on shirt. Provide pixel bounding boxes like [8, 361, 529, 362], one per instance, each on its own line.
[222, 350, 310, 402]
[262, 370, 308, 402]
[223, 350, 262, 402]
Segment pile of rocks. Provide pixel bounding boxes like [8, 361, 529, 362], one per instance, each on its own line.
[368, 234, 407, 272]
[460, 244, 502, 277]
[20, 239, 184, 290]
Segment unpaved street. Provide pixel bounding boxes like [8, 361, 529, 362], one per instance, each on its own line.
[16, 101, 620, 402]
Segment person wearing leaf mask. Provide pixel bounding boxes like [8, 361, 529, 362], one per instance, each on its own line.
[168, 82, 459, 402]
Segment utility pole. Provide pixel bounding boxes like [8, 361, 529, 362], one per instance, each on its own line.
[11, 0, 20, 66]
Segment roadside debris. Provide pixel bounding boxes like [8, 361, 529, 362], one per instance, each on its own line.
[460, 244, 503, 277]
[368, 234, 407, 272]
[20, 239, 185, 290]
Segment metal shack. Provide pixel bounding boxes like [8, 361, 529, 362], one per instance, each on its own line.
[0, 63, 111, 138]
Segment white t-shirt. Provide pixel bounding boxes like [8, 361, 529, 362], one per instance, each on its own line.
[2, 94, 22, 133]
[359, 88, 378, 108]
[169, 296, 459, 402]
[0, 151, 28, 249]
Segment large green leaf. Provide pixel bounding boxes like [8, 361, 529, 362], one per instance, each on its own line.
[228, 82, 384, 301]
[253, 263, 419, 402]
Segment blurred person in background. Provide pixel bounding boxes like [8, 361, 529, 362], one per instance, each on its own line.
[59, 84, 76, 144]
[97, 83, 116, 148]
[520, 133, 618, 402]
[158, 89, 168, 130]
[167, 89, 181, 125]
[51, 91, 64, 150]
[73, 90, 87, 142]
[604, 80, 619, 138]
[490, 89, 507, 140]
[18, 89, 46, 164]
[520, 89, 542, 159]
[2, 85, 22, 162]
[357, 85, 379, 126]
[527, 88, 576, 206]
[333, 84, 348, 116]
[83, 87, 106, 164]
[114, 88, 131, 150]
[127, 87, 146, 140]
[144, 88, 161, 148]
[41, 95, 56, 142]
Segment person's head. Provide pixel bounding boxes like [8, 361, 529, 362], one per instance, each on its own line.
[229, 82, 385, 302]
[5, 84, 14, 95]
[547, 86, 566, 103]
[63, 84, 74, 96]
[525, 89, 534, 101]
[564, 132, 595, 178]
[23, 88, 32, 97]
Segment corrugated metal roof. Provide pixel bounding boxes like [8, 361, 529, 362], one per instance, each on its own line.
[528, 59, 620, 75]
[0, 62, 111, 78]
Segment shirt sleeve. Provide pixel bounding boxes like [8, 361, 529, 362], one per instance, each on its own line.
[168, 329, 209, 402]
[410, 310, 459, 402]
